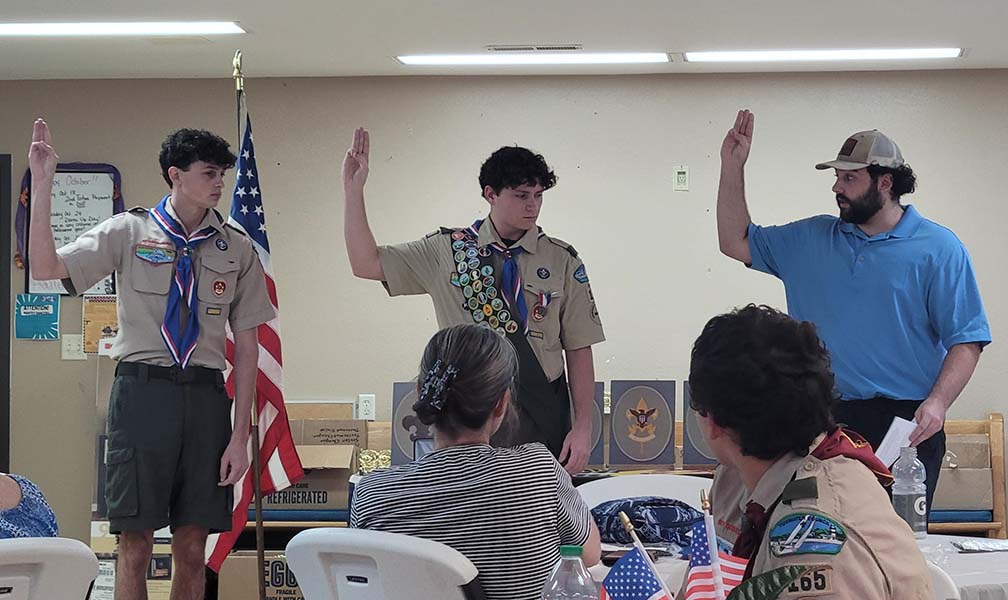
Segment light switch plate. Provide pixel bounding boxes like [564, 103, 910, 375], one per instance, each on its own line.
[61, 333, 87, 360]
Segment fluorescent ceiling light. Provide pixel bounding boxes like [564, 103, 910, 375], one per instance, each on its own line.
[0, 22, 245, 36]
[685, 48, 962, 62]
[397, 52, 669, 66]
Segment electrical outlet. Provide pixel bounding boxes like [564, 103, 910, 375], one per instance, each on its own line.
[357, 393, 376, 420]
[673, 166, 690, 191]
[61, 334, 87, 360]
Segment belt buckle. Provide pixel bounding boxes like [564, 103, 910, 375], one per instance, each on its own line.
[171, 366, 195, 384]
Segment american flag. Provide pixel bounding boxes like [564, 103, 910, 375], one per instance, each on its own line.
[205, 113, 304, 572]
[600, 547, 671, 600]
[683, 515, 748, 600]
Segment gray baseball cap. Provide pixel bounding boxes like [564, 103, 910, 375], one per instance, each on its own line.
[815, 129, 905, 170]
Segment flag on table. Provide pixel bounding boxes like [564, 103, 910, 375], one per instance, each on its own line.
[684, 515, 748, 600]
[205, 113, 304, 572]
[600, 547, 671, 600]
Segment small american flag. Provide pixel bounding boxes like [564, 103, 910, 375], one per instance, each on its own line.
[684, 515, 748, 600]
[600, 547, 671, 600]
[205, 113, 304, 572]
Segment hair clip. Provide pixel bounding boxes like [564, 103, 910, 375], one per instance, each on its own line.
[419, 359, 459, 413]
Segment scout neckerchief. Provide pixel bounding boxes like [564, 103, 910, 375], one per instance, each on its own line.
[449, 219, 528, 335]
[149, 194, 218, 368]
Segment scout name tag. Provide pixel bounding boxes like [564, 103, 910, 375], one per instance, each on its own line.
[135, 243, 175, 264]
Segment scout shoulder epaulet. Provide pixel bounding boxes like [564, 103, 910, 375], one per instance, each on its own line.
[224, 223, 248, 237]
[427, 227, 455, 238]
[781, 477, 819, 505]
[127, 206, 149, 215]
[544, 235, 578, 258]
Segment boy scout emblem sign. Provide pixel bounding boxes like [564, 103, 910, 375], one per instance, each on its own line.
[769, 513, 847, 557]
[609, 381, 676, 466]
[135, 244, 175, 264]
[213, 280, 227, 296]
[215, 238, 228, 251]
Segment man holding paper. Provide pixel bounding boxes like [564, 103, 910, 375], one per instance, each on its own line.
[716, 109, 991, 512]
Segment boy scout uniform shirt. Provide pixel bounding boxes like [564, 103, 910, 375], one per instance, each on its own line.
[377, 220, 605, 382]
[56, 204, 276, 371]
[744, 439, 931, 599]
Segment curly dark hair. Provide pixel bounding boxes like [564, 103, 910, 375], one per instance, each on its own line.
[158, 128, 237, 187]
[867, 164, 917, 202]
[478, 146, 557, 195]
[688, 305, 837, 460]
[413, 324, 519, 438]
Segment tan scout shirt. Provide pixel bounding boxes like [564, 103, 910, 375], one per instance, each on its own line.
[749, 445, 932, 599]
[378, 219, 605, 381]
[57, 203, 276, 370]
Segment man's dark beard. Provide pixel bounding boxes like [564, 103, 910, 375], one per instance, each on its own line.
[837, 183, 884, 224]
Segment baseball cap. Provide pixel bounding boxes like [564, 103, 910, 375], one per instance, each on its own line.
[815, 129, 905, 170]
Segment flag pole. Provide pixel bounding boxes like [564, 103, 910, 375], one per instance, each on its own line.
[233, 48, 266, 600]
[700, 489, 728, 599]
[618, 511, 675, 599]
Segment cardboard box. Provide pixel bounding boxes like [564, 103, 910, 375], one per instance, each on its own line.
[218, 551, 304, 600]
[934, 467, 994, 510]
[368, 421, 392, 451]
[945, 434, 991, 469]
[264, 445, 357, 510]
[297, 419, 368, 449]
[92, 551, 173, 600]
[286, 401, 354, 420]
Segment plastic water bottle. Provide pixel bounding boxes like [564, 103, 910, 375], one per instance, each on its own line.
[541, 545, 599, 600]
[892, 446, 928, 538]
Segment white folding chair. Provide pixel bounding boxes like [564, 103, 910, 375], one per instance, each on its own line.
[926, 561, 960, 600]
[0, 537, 98, 599]
[577, 474, 712, 511]
[286, 528, 484, 600]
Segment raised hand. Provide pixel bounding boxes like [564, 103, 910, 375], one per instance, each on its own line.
[342, 127, 370, 194]
[720, 109, 754, 169]
[28, 118, 59, 180]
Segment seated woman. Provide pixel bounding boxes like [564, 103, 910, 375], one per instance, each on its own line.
[351, 323, 601, 600]
[0, 473, 58, 538]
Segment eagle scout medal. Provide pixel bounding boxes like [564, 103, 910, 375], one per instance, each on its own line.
[532, 291, 551, 321]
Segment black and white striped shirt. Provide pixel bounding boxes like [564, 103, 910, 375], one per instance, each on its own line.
[350, 442, 591, 600]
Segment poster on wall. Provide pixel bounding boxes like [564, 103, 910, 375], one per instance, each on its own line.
[14, 293, 59, 340]
[608, 380, 677, 468]
[82, 295, 119, 354]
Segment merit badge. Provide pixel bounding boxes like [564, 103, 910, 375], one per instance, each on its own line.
[490, 298, 504, 311]
[467, 297, 479, 310]
[459, 273, 470, 286]
[472, 279, 483, 293]
[467, 257, 480, 270]
[532, 305, 546, 321]
[482, 304, 494, 317]
[536, 267, 550, 279]
[504, 320, 519, 334]
[215, 238, 229, 251]
[213, 280, 227, 297]
[463, 285, 474, 299]
[498, 310, 511, 323]
[574, 264, 589, 283]
[495, 327, 506, 337]
[454, 250, 466, 263]
[452, 231, 465, 241]
[457, 261, 468, 274]
[472, 309, 485, 322]
[466, 247, 478, 259]
[486, 286, 497, 299]
[480, 265, 494, 277]
[135, 244, 175, 264]
[477, 292, 487, 304]
[452, 240, 465, 251]
[478, 247, 491, 257]
[450, 273, 461, 287]
[488, 316, 500, 328]
[769, 513, 846, 557]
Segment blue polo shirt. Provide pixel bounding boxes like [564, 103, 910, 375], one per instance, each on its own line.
[747, 205, 991, 401]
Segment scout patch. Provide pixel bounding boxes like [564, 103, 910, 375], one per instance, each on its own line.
[782, 566, 833, 597]
[536, 267, 550, 279]
[215, 238, 228, 251]
[769, 513, 846, 557]
[573, 264, 589, 283]
[206, 307, 222, 316]
[135, 244, 175, 264]
[213, 280, 227, 297]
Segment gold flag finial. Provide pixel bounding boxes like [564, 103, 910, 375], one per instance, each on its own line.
[232, 49, 244, 92]
[700, 488, 711, 513]
[618, 511, 634, 533]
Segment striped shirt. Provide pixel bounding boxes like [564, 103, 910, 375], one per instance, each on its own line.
[350, 442, 591, 600]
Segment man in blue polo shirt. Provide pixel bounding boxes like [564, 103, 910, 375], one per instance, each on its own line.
[715, 109, 991, 513]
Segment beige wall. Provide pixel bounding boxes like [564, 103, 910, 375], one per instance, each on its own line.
[3, 71, 1006, 541]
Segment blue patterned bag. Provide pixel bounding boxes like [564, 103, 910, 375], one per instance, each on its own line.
[591, 495, 702, 548]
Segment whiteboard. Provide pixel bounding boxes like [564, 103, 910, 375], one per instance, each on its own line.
[29, 171, 117, 295]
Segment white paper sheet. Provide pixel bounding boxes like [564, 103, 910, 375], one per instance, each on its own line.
[875, 416, 918, 467]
